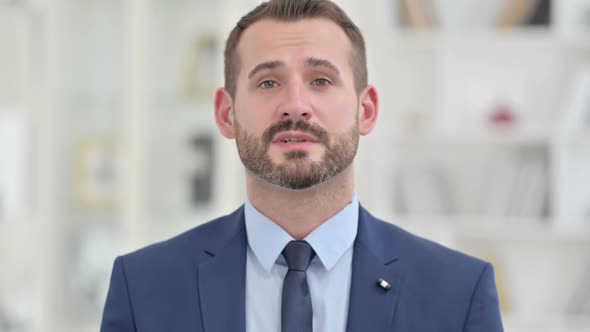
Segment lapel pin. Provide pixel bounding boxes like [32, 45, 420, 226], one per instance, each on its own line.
[378, 278, 392, 291]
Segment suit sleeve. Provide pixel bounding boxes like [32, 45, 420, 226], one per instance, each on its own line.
[463, 263, 504, 332]
[100, 256, 137, 332]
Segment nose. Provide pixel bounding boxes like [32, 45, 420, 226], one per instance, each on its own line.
[277, 81, 313, 121]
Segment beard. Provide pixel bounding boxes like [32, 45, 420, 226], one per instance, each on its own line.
[234, 117, 359, 190]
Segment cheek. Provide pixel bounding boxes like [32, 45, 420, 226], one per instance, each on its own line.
[234, 101, 274, 134]
[314, 96, 358, 127]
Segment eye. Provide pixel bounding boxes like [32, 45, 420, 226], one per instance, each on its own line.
[258, 80, 279, 89]
[311, 78, 331, 87]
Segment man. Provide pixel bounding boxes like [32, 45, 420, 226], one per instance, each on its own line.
[101, 0, 504, 331]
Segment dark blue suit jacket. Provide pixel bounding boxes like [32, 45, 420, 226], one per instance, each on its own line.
[101, 205, 503, 331]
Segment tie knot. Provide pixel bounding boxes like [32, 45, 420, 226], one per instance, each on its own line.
[282, 241, 315, 271]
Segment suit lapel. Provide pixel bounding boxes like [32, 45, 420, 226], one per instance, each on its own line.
[197, 208, 247, 332]
[195, 205, 403, 332]
[346, 207, 403, 332]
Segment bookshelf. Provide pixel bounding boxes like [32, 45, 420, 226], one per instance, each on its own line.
[360, 0, 590, 330]
[1, 0, 590, 331]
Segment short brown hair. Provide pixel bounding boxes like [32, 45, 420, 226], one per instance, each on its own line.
[223, 0, 367, 97]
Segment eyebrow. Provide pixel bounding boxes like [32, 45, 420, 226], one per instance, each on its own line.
[305, 57, 340, 75]
[248, 60, 285, 79]
[247, 57, 341, 80]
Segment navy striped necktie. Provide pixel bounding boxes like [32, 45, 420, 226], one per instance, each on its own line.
[281, 240, 316, 332]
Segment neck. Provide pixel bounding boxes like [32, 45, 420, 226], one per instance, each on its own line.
[246, 165, 355, 240]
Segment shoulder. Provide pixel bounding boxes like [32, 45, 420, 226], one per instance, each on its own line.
[362, 210, 495, 308]
[116, 206, 245, 272]
[360, 208, 489, 276]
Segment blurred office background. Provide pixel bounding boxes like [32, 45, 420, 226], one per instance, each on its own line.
[1, 0, 590, 331]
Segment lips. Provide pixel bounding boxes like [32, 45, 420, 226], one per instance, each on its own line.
[272, 131, 320, 144]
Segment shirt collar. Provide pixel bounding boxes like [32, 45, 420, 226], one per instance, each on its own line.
[245, 194, 359, 273]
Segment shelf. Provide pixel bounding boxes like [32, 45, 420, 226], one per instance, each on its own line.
[392, 26, 554, 40]
[503, 313, 590, 332]
[554, 131, 590, 144]
[389, 27, 590, 51]
[388, 27, 564, 51]
[392, 129, 590, 147]
[558, 32, 590, 51]
[392, 216, 590, 245]
[393, 129, 552, 146]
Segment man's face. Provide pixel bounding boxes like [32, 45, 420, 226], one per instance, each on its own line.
[224, 18, 368, 190]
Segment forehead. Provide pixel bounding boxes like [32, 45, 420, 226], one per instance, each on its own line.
[236, 18, 353, 74]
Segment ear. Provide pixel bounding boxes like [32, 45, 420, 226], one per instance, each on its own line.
[358, 85, 379, 136]
[214, 88, 236, 139]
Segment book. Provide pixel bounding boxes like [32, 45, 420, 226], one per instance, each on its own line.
[484, 146, 549, 219]
[395, 159, 453, 216]
[560, 66, 590, 134]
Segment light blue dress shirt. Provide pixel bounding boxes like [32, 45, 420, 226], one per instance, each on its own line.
[244, 194, 359, 332]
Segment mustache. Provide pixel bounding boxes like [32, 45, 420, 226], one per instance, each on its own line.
[262, 119, 329, 145]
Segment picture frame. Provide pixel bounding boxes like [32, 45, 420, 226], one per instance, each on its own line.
[73, 137, 120, 210]
[397, 0, 549, 29]
[181, 34, 219, 101]
[398, 0, 436, 28]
